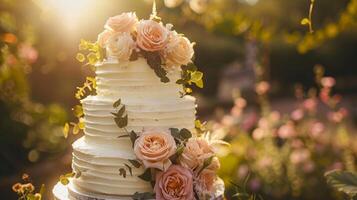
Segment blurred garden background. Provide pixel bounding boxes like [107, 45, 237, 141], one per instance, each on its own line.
[1, 0, 357, 199]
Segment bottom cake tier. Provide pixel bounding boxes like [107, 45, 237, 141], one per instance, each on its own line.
[53, 181, 139, 200]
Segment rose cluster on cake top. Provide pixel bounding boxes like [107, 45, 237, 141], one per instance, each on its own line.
[96, 12, 196, 80]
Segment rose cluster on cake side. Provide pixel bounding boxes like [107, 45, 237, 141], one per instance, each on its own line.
[131, 128, 224, 200]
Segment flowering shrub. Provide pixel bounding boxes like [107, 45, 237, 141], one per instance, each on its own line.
[213, 67, 357, 199]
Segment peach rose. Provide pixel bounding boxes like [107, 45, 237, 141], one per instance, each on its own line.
[155, 165, 194, 200]
[97, 30, 112, 48]
[106, 32, 136, 62]
[162, 32, 194, 67]
[134, 130, 176, 171]
[194, 169, 216, 198]
[104, 12, 138, 33]
[136, 20, 169, 51]
[179, 137, 218, 171]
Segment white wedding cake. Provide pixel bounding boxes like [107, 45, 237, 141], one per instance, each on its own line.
[53, 11, 224, 200]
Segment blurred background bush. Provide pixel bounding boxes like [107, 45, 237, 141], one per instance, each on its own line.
[0, 0, 356, 199]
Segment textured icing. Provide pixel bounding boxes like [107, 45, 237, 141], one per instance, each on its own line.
[71, 58, 197, 196]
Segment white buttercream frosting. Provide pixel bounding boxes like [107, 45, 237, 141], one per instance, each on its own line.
[71, 58, 197, 197]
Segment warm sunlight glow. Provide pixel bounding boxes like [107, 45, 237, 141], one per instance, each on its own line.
[35, 0, 97, 29]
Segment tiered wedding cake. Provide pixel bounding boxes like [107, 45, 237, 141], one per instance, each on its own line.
[53, 11, 224, 200]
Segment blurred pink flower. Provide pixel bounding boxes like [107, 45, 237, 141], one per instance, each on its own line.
[249, 178, 261, 191]
[241, 112, 258, 131]
[255, 81, 270, 95]
[252, 128, 265, 140]
[303, 161, 315, 173]
[291, 139, 304, 149]
[277, 121, 296, 139]
[319, 88, 330, 104]
[235, 98, 247, 109]
[310, 122, 324, 138]
[237, 165, 249, 179]
[258, 157, 272, 168]
[290, 149, 310, 164]
[327, 108, 347, 123]
[18, 44, 38, 64]
[329, 162, 344, 171]
[303, 98, 317, 113]
[291, 109, 304, 121]
[321, 76, 335, 88]
[6, 54, 18, 65]
[221, 115, 235, 126]
[269, 111, 281, 123]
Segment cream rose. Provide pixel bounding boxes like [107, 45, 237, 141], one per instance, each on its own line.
[136, 20, 169, 52]
[155, 165, 195, 200]
[134, 130, 176, 171]
[179, 137, 219, 171]
[97, 30, 112, 48]
[104, 12, 138, 33]
[162, 32, 194, 67]
[106, 32, 136, 62]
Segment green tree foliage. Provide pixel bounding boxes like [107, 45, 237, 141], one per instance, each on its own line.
[0, 0, 67, 175]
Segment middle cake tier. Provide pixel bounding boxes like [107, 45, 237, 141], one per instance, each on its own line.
[71, 94, 197, 196]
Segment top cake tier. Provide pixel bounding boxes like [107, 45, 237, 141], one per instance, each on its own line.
[95, 58, 183, 101]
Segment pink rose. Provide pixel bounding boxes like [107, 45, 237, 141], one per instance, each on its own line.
[106, 32, 136, 62]
[162, 32, 194, 67]
[155, 165, 194, 200]
[97, 30, 112, 48]
[134, 130, 176, 171]
[179, 138, 217, 171]
[104, 12, 138, 33]
[136, 20, 169, 52]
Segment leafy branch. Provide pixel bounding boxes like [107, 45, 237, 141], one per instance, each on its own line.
[231, 173, 263, 200]
[301, 0, 315, 33]
[62, 104, 85, 138]
[76, 39, 104, 68]
[176, 63, 204, 95]
[325, 170, 357, 199]
[111, 98, 128, 128]
[75, 77, 96, 100]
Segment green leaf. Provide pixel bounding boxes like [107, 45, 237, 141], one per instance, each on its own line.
[190, 71, 203, 82]
[195, 79, 204, 88]
[169, 145, 185, 163]
[179, 128, 192, 140]
[132, 192, 155, 200]
[197, 156, 214, 175]
[118, 134, 130, 138]
[113, 99, 121, 108]
[79, 39, 89, 50]
[128, 159, 142, 168]
[301, 18, 310, 25]
[73, 124, 80, 135]
[129, 51, 139, 61]
[76, 53, 85, 62]
[170, 128, 180, 139]
[63, 123, 69, 138]
[114, 115, 128, 128]
[39, 184, 45, 196]
[129, 131, 138, 146]
[87, 52, 98, 65]
[325, 170, 357, 197]
[144, 51, 169, 83]
[124, 164, 133, 176]
[138, 168, 152, 182]
[119, 168, 127, 178]
[72, 105, 83, 117]
[59, 175, 69, 185]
